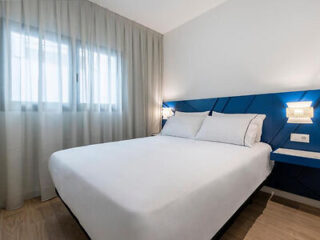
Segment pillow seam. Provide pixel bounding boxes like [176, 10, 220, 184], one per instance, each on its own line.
[243, 114, 259, 146]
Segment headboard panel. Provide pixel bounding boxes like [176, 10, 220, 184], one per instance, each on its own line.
[163, 89, 320, 201]
[164, 89, 320, 152]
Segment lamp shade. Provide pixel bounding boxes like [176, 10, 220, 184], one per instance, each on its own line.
[162, 107, 174, 119]
[286, 101, 314, 124]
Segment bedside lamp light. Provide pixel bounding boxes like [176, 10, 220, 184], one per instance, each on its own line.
[286, 101, 314, 124]
[162, 107, 174, 120]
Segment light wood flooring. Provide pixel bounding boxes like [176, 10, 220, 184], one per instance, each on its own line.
[0, 191, 320, 240]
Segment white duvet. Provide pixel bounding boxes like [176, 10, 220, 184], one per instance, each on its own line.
[49, 136, 272, 240]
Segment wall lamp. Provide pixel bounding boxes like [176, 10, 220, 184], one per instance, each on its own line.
[162, 107, 174, 120]
[286, 101, 314, 124]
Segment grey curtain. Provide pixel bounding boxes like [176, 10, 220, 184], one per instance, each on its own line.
[0, 0, 163, 210]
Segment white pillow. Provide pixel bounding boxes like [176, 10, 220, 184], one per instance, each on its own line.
[175, 111, 209, 117]
[161, 116, 205, 138]
[211, 111, 266, 142]
[195, 115, 259, 147]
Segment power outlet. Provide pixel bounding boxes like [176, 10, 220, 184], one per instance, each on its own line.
[290, 133, 310, 143]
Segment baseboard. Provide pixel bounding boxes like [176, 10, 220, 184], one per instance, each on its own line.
[261, 186, 320, 209]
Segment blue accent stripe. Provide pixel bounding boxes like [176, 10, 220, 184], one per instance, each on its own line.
[221, 97, 231, 113]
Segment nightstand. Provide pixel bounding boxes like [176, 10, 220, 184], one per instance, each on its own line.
[270, 148, 320, 169]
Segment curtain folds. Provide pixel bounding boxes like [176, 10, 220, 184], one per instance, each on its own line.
[0, 0, 163, 210]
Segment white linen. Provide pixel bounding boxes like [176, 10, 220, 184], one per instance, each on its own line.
[196, 115, 258, 146]
[49, 136, 272, 240]
[161, 116, 205, 138]
[212, 112, 266, 142]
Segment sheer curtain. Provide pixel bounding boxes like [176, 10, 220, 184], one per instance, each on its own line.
[0, 0, 163, 210]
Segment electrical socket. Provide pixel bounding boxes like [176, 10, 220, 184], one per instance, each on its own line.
[290, 133, 310, 143]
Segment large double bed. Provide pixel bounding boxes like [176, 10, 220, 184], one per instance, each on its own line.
[49, 135, 273, 240]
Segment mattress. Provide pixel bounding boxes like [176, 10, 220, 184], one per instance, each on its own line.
[49, 136, 273, 240]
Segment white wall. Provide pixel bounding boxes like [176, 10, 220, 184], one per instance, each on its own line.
[163, 0, 320, 101]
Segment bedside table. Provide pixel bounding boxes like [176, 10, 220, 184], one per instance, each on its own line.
[271, 148, 320, 169]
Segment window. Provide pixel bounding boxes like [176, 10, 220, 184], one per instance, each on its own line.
[10, 31, 70, 103]
[11, 32, 39, 103]
[9, 30, 120, 108]
[78, 48, 118, 105]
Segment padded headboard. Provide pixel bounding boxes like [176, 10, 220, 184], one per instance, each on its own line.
[163, 89, 320, 201]
[164, 89, 320, 152]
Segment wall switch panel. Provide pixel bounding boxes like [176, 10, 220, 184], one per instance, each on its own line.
[290, 133, 310, 143]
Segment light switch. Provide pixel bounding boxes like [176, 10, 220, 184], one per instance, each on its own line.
[290, 133, 310, 143]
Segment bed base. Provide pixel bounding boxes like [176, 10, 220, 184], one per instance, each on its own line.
[55, 179, 266, 240]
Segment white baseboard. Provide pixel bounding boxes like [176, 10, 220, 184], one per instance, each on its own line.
[261, 186, 320, 209]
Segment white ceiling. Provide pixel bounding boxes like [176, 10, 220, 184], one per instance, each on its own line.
[89, 0, 228, 34]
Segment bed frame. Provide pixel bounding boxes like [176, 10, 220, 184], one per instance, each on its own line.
[56, 178, 267, 240]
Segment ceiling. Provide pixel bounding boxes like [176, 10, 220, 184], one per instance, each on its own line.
[89, 0, 228, 34]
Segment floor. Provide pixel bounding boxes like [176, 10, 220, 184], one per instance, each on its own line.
[0, 192, 320, 240]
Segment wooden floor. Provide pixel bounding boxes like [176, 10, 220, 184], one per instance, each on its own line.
[1, 191, 320, 240]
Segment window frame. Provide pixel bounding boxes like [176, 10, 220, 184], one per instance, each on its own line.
[76, 42, 121, 112]
[1, 20, 123, 112]
[6, 22, 73, 111]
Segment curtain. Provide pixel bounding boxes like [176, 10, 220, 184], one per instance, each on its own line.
[0, 0, 163, 210]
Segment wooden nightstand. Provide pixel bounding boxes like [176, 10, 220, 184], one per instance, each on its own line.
[270, 148, 320, 169]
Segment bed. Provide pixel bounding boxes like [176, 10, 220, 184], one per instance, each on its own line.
[49, 135, 273, 240]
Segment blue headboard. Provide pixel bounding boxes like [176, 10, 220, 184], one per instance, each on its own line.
[163, 89, 320, 200]
[164, 89, 320, 152]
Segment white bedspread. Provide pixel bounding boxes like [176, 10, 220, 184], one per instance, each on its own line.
[49, 136, 272, 240]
